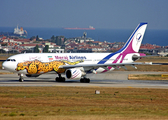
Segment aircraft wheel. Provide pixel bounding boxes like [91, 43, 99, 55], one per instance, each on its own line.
[61, 77, 65, 82]
[19, 78, 24, 82]
[80, 78, 84, 83]
[80, 78, 90, 83]
[85, 78, 90, 83]
[18, 73, 24, 82]
[56, 77, 65, 82]
[56, 77, 60, 82]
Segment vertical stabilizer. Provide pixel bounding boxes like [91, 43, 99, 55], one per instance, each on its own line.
[98, 23, 148, 65]
[120, 23, 147, 53]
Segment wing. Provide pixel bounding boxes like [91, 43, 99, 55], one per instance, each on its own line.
[59, 62, 152, 71]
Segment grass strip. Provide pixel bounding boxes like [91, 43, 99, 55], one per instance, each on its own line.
[0, 86, 168, 120]
[128, 74, 168, 80]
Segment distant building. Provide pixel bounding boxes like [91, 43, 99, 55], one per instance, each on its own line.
[68, 32, 94, 43]
[51, 49, 64, 53]
[48, 45, 64, 53]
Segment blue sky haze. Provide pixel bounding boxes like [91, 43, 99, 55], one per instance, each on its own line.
[0, 0, 168, 29]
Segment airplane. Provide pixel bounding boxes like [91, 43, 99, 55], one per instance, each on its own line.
[2, 23, 151, 83]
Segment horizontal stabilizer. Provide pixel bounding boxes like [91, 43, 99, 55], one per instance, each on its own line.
[152, 63, 168, 65]
[132, 55, 159, 59]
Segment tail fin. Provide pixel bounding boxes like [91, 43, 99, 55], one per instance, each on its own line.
[97, 23, 147, 65]
[119, 23, 147, 53]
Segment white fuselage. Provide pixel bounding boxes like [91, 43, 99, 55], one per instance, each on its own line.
[2, 52, 138, 74]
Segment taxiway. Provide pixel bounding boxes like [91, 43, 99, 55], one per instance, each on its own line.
[0, 70, 168, 89]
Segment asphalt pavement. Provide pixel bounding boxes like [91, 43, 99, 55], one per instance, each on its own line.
[0, 70, 168, 89]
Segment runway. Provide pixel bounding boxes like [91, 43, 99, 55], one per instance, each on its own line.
[0, 70, 168, 89]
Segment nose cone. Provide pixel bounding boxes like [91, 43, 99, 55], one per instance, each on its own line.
[2, 61, 17, 72]
[2, 61, 6, 69]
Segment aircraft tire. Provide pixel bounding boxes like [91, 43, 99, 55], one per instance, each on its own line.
[80, 78, 90, 83]
[19, 78, 24, 82]
[56, 77, 65, 82]
[85, 78, 90, 83]
[61, 77, 65, 82]
[80, 78, 84, 83]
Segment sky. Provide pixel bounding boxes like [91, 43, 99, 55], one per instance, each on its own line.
[0, 0, 168, 29]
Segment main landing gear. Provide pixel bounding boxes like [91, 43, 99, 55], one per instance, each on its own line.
[55, 74, 65, 82]
[55, 74, 90, 83]
[80, 77, 90, 83]
[18, 73, 24, 82]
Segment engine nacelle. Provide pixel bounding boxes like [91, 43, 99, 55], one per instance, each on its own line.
[26, 74, 40, 77]
[66, 68, 84, 79]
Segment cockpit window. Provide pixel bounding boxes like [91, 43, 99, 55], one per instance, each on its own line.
[6, 59, 16, 62]
[11, 59, 16, 61]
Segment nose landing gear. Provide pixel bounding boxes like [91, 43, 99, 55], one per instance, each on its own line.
[18, 73, 24, 82]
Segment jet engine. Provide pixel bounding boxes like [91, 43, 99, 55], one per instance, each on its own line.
[65, 68, 85, 79]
